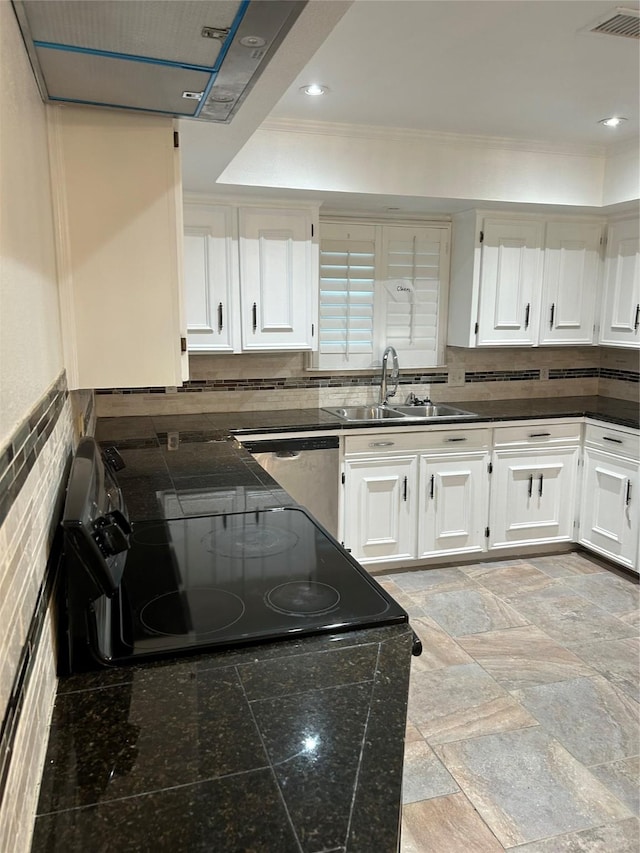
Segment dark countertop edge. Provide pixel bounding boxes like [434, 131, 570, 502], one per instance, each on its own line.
[56, 622, 414, 696]
[228, 400, 639, 436]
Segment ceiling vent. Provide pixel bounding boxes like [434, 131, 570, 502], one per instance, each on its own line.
[582, 6, 640, 39]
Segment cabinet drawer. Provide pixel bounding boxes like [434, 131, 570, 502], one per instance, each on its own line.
[584, 424, 640, 460]
[344, 427, 490, 456]
[493, 422, 581, 448]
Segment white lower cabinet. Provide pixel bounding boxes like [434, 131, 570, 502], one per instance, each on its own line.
[489, 447, 579, 549]
[579, 450, 639, 570]
[341, 420, 638, 571]
[342, 428, 490, 565]
[579, 423, 639, 572]
[418, 452, 489, 559]
[343, 455, 417, 563]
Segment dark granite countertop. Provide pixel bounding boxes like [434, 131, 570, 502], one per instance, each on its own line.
[33, 624, 413, 853]
[34, 395, 637, 851]
[448, 395, 639, 430]
[34, 414, 417, 852]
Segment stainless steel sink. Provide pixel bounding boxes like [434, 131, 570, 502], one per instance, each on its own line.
[389, 404, 478, 419]
[323, 406, 409, 422]
[323, 403, 478, 422]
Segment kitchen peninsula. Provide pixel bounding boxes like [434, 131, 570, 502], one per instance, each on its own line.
[31, 396, 638, 851]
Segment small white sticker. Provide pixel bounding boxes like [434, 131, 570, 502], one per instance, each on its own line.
[384, 278, 415, 303]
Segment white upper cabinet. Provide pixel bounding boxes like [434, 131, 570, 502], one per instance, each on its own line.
[182, 200, 319, 353]
[476, 218, 543, 346]
[239, 206, 318, 351]
[183, 204, 239, 353]
[599, 217, 640, 349]
[313, 219, 450, 369]
[539, 221, 602, 346]
[448, 211, 604, 348]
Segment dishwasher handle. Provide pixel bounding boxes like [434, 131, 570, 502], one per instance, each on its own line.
[242, 435, 340, 454]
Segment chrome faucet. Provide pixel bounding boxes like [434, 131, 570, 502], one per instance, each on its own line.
[379, 346, 400, 405]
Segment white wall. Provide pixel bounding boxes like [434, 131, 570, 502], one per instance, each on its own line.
[217, 119, 611, 209]
[0, 3, 63, 448]
[603, 140, 640, 207]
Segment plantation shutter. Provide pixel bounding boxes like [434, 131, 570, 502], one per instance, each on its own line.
[318, 223, 377, 369]
[380, 226, 448, 366]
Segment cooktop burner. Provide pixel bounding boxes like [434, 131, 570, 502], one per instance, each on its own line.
[140, 587, 245, 636]
[265, 581, 340, 616]
[204, 522, 299, 557]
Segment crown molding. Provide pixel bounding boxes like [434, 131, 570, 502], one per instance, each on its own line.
[260, 117, 608, 158]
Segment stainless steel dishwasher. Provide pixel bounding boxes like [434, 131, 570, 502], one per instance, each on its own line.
[242, 435, 340, 538]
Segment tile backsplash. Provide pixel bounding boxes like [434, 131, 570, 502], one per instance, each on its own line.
[95, 347, 638, 417]
[0, 375, 92, 853]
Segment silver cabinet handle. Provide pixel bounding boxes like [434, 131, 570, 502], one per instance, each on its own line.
[429, 474, 435, 499]
[524, 302, 531, 329]
[635, 304, 640, 332]
[528, 475, 533, 498]
[445, 437, 467, 442]
[403, 476, 408, 502]
[218, 302, 224, 333]
[528, 432, 551, 438]
[602, 436, 623, 444]
[549, 303, 555, 329]
[538, 474, 544, 497]
[252, 302, 257, 332]
[626, 479, 632, 505]
[369, 441, 395, 447]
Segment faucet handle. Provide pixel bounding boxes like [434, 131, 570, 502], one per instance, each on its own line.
[406, 393, 431, 406]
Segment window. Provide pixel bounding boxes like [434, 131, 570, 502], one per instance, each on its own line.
[312, 220, 450, 370]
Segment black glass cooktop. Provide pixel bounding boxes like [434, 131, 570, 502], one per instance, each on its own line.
[112, 507, 407, 660]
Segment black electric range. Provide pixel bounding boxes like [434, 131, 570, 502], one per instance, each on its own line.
[59, 437, 415, 673]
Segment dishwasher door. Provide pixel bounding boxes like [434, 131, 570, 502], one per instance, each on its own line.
[245, 436, 340, 539]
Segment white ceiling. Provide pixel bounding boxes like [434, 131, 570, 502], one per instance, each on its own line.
[180, 0, 640, 213]
[270, 0, 639, 147]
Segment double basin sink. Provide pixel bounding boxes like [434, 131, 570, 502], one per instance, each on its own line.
[323, 403, 478, 422]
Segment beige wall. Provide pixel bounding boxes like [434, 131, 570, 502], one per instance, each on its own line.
[0, 5, 69, 850]
[0, 3, 63, 448]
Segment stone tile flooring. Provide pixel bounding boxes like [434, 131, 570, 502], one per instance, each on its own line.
[377, 551, 640, 852]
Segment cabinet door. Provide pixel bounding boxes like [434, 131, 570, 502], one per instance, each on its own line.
[476, 219, 543, 346]
[50, 107, 186, 389]
[599, 218, 640, 348]
[343, 456, 417, 563]
[239, 207, 317, 350]
[378, 225, 450, 367]
[539, 221, 602, 346]
[490, 447, 579, 548]
[183, 204, 239, 352]
[418, 452, 489, 558]
[579, 449, 639, 572]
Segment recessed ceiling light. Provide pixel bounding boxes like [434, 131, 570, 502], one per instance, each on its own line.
[300, 84, 329, 97]
[599, 116, 628, 127]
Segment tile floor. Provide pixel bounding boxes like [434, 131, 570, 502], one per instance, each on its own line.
[377, 551, 640, 852]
